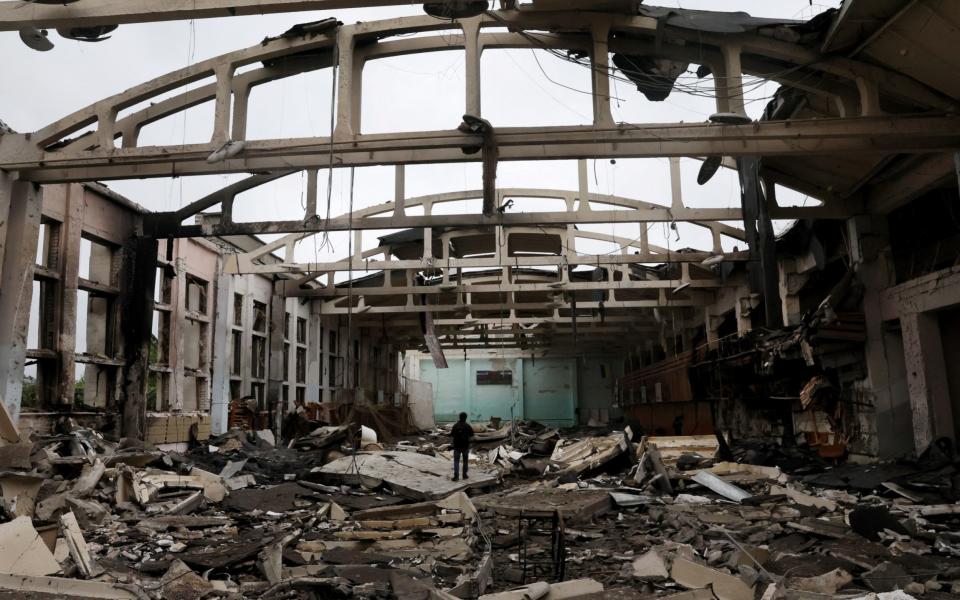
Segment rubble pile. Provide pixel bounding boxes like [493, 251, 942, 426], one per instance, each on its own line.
[478, 433, 960, 599]
[2, 407, 960, 600]
[0, 419, 497, 599]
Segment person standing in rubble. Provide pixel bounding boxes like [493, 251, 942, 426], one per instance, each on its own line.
[451, 412, 474, 481]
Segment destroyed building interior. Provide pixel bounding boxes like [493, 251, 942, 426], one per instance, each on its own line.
[2, 0, 960, 598]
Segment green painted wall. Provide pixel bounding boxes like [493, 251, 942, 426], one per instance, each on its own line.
[420, 357, 578, 427]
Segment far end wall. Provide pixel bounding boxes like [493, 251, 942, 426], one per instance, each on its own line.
[414, 354, 622, 428]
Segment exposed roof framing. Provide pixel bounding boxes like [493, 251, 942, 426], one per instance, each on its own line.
[2, 11, 957, 193]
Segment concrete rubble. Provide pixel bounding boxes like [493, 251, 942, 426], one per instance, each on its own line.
[1, 415, 960, 599]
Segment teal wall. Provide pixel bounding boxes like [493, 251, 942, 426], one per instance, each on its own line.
[420, 357, 578, 427]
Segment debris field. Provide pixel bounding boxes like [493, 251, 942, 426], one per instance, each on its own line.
[2, 412, 959, 600]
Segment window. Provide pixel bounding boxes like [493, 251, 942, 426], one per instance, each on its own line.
[185, 275, 208, 314]
[251, 336, 266, 379]
[296, 347, 306, 384]
[296, 317, 307, 344]
[283, 342, 290, 380]
[156, 266, 173, 305]
[233, 293, 243, 326]
[327, 329, 340, 388]
[353, 339, 360, 385]
[231, 331, 242, 376]
[252, 301, 267, 333]
[251, 382, 265, 404]
[296, 386, 305, 407]
[284, 312, 291, 341]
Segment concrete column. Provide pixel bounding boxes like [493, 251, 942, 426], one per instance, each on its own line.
[84, 241, 113, 407]
[847, 215, 910, 457]
[120, 237, 157, 440]
[735, 293, 755, 336]
[57, 184, 84, 407]
[705, 309, 719, 351]
[333, 26, 361, 138]
[170, 249, 187, 411]
[589, 21, 614, 128]
[0, 171, 12, 277]
[267, 282, 286, 436]
[306, 300, 322, 405]
[901, 311, 954, 454]
[0, 177, 41, 421]
[462, 17, 482, 117]
[719, 44, 746, 116]
[778, 258, 807, 326]
[211, 64, 235, 144]
[209, 264, 232, 435]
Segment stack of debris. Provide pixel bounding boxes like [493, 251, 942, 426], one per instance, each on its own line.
[4, 395, 960, 600]
[0, 410, 501, 599]
[478, 433, 960, 599]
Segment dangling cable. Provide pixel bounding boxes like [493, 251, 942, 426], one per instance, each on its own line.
[347, 166, 355, 390]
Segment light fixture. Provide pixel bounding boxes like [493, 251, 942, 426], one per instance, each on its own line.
[701, 254, 725, 266]
[697, 156, 722, 185]
[423, 1, 488, 19]
[19, 27, 54, 51]
[672, 281, 691, 294]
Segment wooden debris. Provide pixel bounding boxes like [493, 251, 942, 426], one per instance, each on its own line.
[59, 511, 104, 578]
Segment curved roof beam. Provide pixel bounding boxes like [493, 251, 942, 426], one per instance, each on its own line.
[5, 11, 956, 187]
[223, 184, 747, 275]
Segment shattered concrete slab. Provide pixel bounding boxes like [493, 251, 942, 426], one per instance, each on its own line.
[319, 451, 499, 500]
[0, 573, 139, 599]
[670, 557, 754, 600]
[0, 516, 61, 576]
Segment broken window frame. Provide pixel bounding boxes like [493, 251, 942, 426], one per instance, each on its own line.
[75, 234, 123, 411]
[252, 300, 267, 333]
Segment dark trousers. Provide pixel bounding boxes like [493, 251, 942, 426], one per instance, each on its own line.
[453, 448, 469, 477]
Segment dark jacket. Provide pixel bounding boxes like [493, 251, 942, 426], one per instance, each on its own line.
[451, 421, 474, 451]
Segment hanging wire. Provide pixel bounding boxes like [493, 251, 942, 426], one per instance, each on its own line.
[346, 166, 356, 389]
[483, 10, 819, 109]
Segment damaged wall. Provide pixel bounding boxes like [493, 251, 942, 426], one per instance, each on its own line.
[7, 183, 405, 444]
